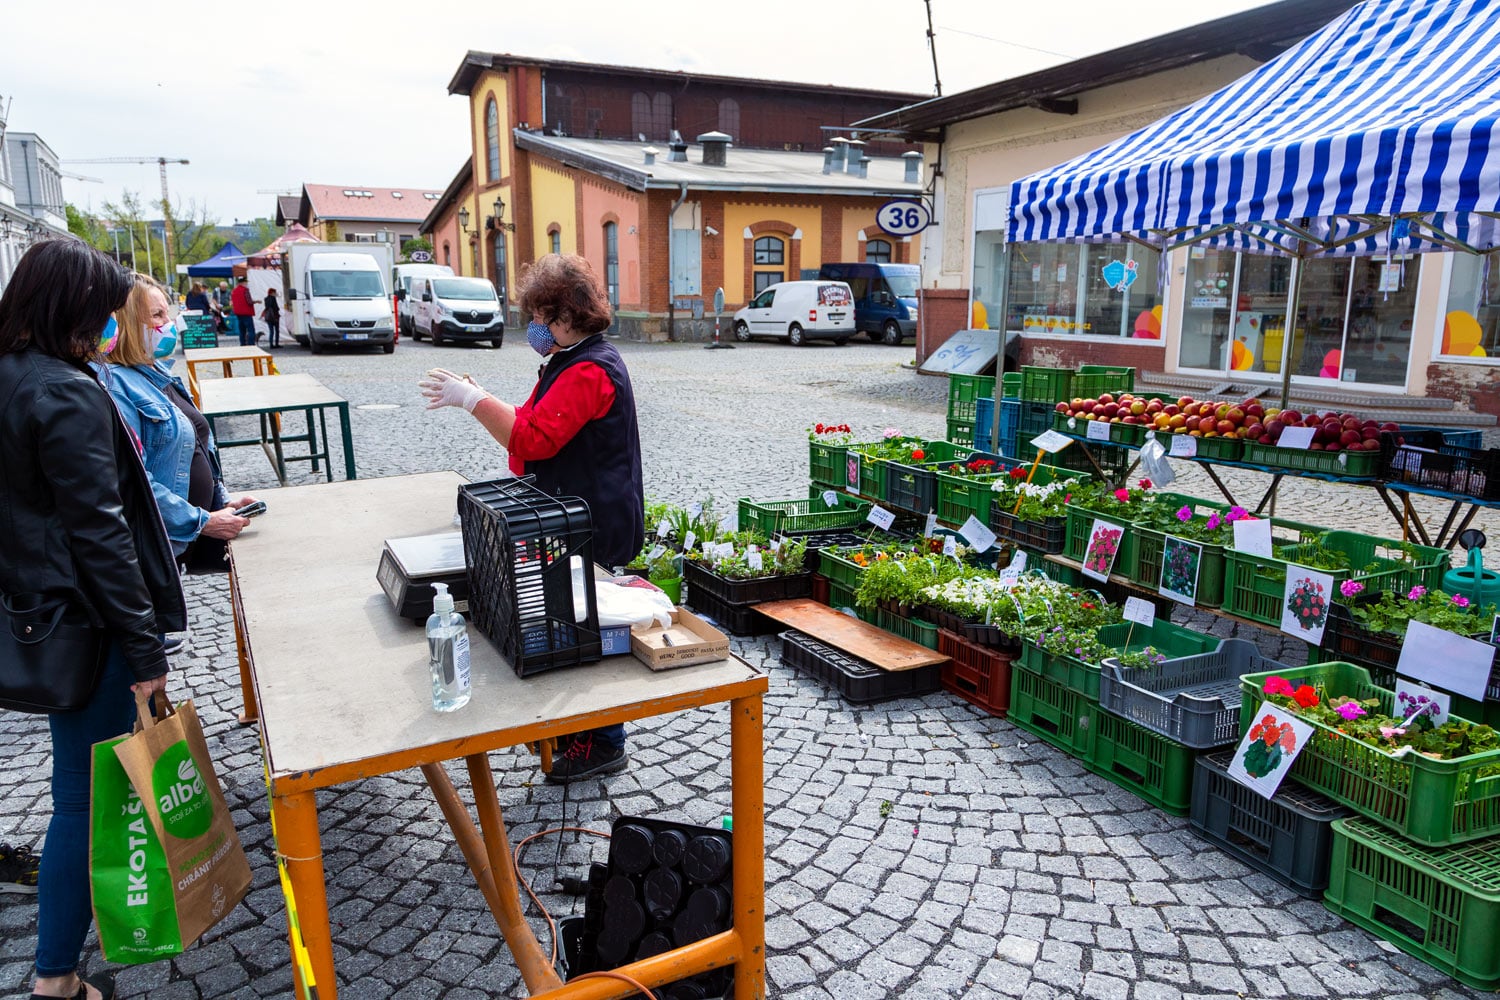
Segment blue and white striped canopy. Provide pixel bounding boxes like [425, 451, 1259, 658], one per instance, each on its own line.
[1007, 0, 1500, 256]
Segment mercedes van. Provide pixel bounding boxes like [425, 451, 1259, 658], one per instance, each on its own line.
[409, 276, 505, 347]
[732, 281, 856, 345]
[817, 262, 921, 344]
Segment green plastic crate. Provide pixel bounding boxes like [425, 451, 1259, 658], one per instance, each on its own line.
[738, 494, 871, 536]
[1242, 440, 1380, 478]
[1072, 365, 1136, 399]
[855, 452, 887, 500]
[817, 549, 868, 591]
[1008, 666, 1098, 759]
[809, 440, 849, 489]
[947, 373, 996, 423]
[1020, 366, 1074, 404]
[936, 471, 1004, 528]
[875, 608, 939, 650]
[1017, 618, 1218, 701]
[947, 417, 976, 447]
[1129, 493, 1232, 608]
[1002, 372, 1022, 398]
[1325, 817, 1500, 991]
[1063, 505, 1138, 580]
[1022, 439, 1134, 484]
[1224, 529, 1449, 627]
[1239, 662, 1500, 846]
[1053, 410, 1147, 447]
[1085, 708, 1198, 816]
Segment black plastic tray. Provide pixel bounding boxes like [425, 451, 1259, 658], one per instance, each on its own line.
[780, 630, 940, 703]
[683, 588, 780, 637]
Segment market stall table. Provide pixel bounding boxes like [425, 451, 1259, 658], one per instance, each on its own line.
[181, 345, 279, 406]
[197, 372, 355, 485]
[228, 472, 769, 999]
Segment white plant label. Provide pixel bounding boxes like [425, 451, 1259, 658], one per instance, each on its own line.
[1085, 419, 1112, 441]
[942, 535, 957, 557]
[822, 490, 839, 508]
[924, 512, 938, 538]
[647, 544, 666, 561]
[1030, 430, 1074, 454]
[867, 505, 896, 531]
[683, 530, 697, 552]
[1123, 596, 1157, 627]
[687, 501, 703, 519]
[747, 550, 764, 571]
[1170, 435, 1198, 458]
[958, 516, 997, 553]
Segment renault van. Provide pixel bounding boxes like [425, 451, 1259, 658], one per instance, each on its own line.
[732, 281, 855, 345]
[409, 276, 505, 347]
[817, 262, 920, 344]
[393, 263, 453, 336]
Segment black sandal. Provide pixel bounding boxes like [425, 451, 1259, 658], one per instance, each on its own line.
[31, 971, 114, 1000]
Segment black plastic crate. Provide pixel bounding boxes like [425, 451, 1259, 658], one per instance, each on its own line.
[884, 460, 937, 514]
[684, 588, 779, 637]
[458, 478, 602, 677]
[990, 507, 1067, 553]
[682, 560, 811, 605]
[1379, 430, 1500, 501]
[1190, 750, 1349, 897]
[567, 816, 734, 999]
[780, 630, 939, 703]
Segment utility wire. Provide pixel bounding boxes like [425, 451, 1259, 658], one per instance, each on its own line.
[936, 23, 1076, 60]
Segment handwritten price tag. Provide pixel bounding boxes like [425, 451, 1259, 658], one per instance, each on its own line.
[1085, 419, 1112, 441]
[1123, 596, 1156, 627]
[656, 521, 672, 538]
[1009, 550, 1027, 574]
[1030, 429, 1074, 454]
[683, 530, 697, 552]
[647, 544, 666, 561]
[867, 505, 896, 531]
[958, 516, 997, 553]
[924, 512, 938, 538]
[747, 550, 764, 571]
[1170, 435, 1198, 458]
[823, 490, 839, 508]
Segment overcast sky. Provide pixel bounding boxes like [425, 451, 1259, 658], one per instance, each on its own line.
[6, 0, 1277, 224]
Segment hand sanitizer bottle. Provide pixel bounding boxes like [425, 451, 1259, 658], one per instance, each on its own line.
[427, 582, 471, 712]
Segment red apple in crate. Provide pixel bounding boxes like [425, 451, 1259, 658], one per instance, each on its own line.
[1281, 410, 1302, 424]
[1340, 430, 1362, 447]
[1055, 401, 1069, 414]
[1245, 403, 1265, 420]
[1216, 419, 1236, 435]
[1265, 419, 1285, 440]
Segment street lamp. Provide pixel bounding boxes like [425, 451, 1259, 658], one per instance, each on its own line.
[457, 206, 471, 232]
[488, 195, 514, 233]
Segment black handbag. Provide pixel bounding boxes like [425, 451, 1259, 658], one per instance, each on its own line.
[0, 593, 108, 714]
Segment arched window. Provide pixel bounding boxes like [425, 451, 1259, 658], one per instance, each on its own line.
[718, 98, 740, 139]
[485, 98, 500, 182]
[753, 235, 785, 294]
[442, 242, 451, 267]
[603, 222, 619, 308]
[866, 238, 892, 264]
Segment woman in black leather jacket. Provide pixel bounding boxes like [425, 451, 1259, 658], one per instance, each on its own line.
[0, 240, 186, 1000]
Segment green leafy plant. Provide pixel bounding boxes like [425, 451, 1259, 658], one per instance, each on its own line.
[1345, 586, 1497, 638]
[1261, 675, 1500, 761]
[1116, 645, 1168, 670]
[990, 474, 1081, 522]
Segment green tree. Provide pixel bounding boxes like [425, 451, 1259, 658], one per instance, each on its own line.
[100, 191, 223, 290]
[239, 218, 281, 255]
[65, 204, 110, 252]
[400, 236, 433, 262]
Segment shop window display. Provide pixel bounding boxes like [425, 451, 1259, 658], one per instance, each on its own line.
[971, 233, 1161, 339]
[1441, 252, 1500, 360]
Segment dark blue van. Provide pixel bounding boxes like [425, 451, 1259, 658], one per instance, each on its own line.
[817, 262, 920, 344]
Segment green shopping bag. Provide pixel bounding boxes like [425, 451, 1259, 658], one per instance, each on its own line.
[89, 735, 182, 963]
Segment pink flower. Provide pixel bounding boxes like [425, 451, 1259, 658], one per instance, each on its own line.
[1340, 580, 1365, 599]
[1206, 513, 1223, 531]
[1228, 506, 1248, 521]
[1263, 676, 1294, 697]
[1114, 488, 1130, 502]
[883, 427, 902, 439]
[1379, 726, 1407, 739]
[1408, 585, 1427, 600]
[1138, 478, 1153, 490]
[1176, 506, 1192, 523]
[1336, 702, 1366, 721]
[1453, 594, 1471, 608]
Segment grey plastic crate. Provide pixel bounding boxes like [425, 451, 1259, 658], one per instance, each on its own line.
[1099, 638, 1288, 748]
[1190, 750, 1350, 897]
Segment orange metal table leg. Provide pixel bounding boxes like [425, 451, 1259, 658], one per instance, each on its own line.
[730, 694, 767, 1000]
[272, 791, 336, 999]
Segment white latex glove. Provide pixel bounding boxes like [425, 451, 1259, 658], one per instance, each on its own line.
[419, 368, 490, 412]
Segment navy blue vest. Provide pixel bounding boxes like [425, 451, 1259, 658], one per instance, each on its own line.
[524, 335, 645, 568]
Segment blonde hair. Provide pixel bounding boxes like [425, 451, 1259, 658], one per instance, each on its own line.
[107, 273, 168, 367]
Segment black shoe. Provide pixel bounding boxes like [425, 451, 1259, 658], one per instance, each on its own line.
[29, 971, 115, 1000]
[0, 842, 40, 894]
[545, 735, 628, 784]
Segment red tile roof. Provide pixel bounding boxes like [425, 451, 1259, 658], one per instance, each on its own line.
[301, 184, 444, 223]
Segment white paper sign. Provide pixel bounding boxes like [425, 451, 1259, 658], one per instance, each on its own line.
[925, 512, 938, 538]
[1170, 435, 1198, 458]
[1227, 701, 1316, 800]
[1279, 566, 1335, 644]
[1030, 430, 1074, 454]
[747, 550, 764, 571]
[822, 490, 839, 508]
[1056, 263, 1068, 282]
[1232, 518, 1273, 557]
[656, 520, 671, 538]
[1277, 426, 1316, 450]
[1395, 679, 1451, 727]
[958, 516, 997, 553]
[683, 530, 697, 552]
[942, 535, 957, 557]
[1009, 550, 1027, 574]
[867, 505, 896, 531]
[1397, 620, 1496, 702]
[1031, 264, 1042, 283]
[1379, 262, 1403, 293]
[647, 544, 666, 561]
[718, 512, 737, 535]
[1123, 596, 1157, 627]
[687, 501, 704, 520]
[998, 565, 1021, 585]
[1085, 419, 1112, 441]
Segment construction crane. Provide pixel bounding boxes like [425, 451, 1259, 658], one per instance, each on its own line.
[62, 156, 189, 281]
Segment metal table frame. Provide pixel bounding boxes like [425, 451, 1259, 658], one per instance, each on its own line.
[229, 473, 768, 999]
[197, 373, 356, 485]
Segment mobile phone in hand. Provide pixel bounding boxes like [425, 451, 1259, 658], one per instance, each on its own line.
[239, 501, 267, 518]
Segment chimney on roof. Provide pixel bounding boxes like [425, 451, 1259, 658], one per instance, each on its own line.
[643, 146, 660, 166]
[821, 147, 836, 174]
[855, 158, 869, 180]
[903, 150, 924, 184]
[697, 131, 731, 167]
[846, 139, 867, 174]
[667, 141, 689, 163]
[829, 136, 850, 172]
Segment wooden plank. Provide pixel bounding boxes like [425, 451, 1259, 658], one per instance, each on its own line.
[756, 599, 949, 671]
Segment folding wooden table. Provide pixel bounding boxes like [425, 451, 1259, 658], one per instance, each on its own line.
[228, 472, 768, 999]
[181, 345, 279, 406]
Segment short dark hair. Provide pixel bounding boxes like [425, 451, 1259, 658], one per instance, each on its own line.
[516, 254, 613, 335]
[0, 239, 133, 361]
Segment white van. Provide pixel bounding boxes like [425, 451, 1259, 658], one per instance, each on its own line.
[409, 276, 505, 347]
[283, 244, 395, 354]
[393, 263, 454, 336]
[732, 281, 856, 346]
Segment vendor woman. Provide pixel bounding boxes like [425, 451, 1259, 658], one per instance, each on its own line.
[419, 253, 644, 783]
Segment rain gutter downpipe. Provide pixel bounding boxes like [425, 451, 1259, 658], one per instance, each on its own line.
[668, 183, 688, 341]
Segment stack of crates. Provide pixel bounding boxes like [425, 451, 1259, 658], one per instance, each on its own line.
[945, 373, 994, 447]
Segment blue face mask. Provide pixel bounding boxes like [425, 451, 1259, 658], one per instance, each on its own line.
[527, 320, 556, 356]
[149, 321, 178, 359]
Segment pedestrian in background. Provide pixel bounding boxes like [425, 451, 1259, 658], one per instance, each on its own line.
[0, 241, 187, 1000]
[184, 282, 211, 315]
[230, 276, 255, 346]
[419, 253, 644, 783]
[213, 281, 230, 334]
[260, 287, 281, 348]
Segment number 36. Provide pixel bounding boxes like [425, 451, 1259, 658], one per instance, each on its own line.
[879, 200, 930, 236]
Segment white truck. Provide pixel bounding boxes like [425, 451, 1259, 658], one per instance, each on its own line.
[283, 243, 396, 354]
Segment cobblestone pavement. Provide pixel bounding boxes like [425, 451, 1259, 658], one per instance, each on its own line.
[2, 337, 1497, 999]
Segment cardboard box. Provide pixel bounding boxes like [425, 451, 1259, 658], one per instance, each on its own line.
[630, 609, 730, 671]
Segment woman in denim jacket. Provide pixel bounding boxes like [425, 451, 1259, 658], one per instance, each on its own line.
[96, 275, 257, 568]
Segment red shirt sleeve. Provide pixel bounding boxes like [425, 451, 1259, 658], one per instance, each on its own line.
[506, 361, 616, 473]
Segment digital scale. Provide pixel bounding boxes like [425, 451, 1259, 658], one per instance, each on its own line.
[376, 532, 470, 624]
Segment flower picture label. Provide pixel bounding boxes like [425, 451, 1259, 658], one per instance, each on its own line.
[1158, 536, 1202, 606]
[1232, 517, 1273, 557]
[958, 516, 997, 553]
[1030, 430, 1074, 454]
[1228, 701, 1314, 799]
[1396, 619, 1496, 701]
[1490, 614, 1499, 645]
[867, 505, 896, 532]
[1081, 518, 1125, 583]
[822, 490, 839, 508]
[1123, 596, 1156, 627]
[1395, 679, 1451, 727]
[1279, 566, 1334, 644]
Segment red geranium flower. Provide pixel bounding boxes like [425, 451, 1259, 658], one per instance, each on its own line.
[1292, 685, 1319, 708]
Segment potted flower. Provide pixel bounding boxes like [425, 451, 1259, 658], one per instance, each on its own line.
[808, 422, 855, 488]
[1324, 581, 1498, 681]
[990, 470, 1083, 553]
[1063, 478, 1154, 571]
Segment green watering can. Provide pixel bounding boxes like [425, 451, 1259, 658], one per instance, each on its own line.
[1443, 529, 1500, 609]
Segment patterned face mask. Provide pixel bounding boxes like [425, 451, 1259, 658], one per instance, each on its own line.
[527, 320, 556, 356]
[97, 316, 120, 355]
[150, 321, 178, 358]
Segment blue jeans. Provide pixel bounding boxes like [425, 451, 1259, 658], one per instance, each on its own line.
[589, 723, 626, 750]
[36, 642, 137, 977]
[236, 315, 256, 346]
